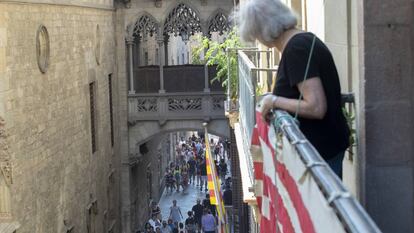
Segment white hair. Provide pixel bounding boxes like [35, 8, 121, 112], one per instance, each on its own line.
[237, 0, 298, 43]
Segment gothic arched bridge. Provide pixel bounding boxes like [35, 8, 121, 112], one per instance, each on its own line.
[127, 65, 229, 158]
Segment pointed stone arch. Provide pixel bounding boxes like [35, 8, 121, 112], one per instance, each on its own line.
[132, 13, 160, 40]
[163, 3, 202, 38]
[207, 10, 230, 37]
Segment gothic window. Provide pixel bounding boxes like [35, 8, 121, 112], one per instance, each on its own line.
[108, 75, 114, 147]
[89, 82, 97, 153]
[133, 14, 159, 40]
[163, 3, 202, 39]
[208, 12, 230, 36]
[144, 52, 149, 65]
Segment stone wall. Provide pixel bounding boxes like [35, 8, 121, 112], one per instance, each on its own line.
[129, 134, 171, 231]
[0, 2, 119, 233]
[358, 0, 414, 232]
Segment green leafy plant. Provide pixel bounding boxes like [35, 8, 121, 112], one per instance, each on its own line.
[191, 29, 241, 99]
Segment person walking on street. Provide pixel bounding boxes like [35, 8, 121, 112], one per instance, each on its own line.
[218, 159, 228, 183]
[201, 209, 216, 233]
[196, 157, 202, 187]
[165, 169, 175, 193]
[199, 158, 207, 192]
[173, 165, 181, 192]
[187, 156, 196, 185]
[185, 211, 197, 233]
[192, 199, 204, 232]
[150, 200, 162, 220]
[169, 200, 183, 224]
[148, 215, 162, 230]
[160, 221, 172, 233]
[202, 194, 216, 217]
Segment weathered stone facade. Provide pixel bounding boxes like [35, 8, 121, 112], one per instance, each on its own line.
[0, 0, 234, 232]
[0, 1, 120, 232]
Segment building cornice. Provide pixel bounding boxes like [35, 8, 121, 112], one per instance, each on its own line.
[0, 0, 115, 11]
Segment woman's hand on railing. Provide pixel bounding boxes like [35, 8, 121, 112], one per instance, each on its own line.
[259, 94, 278, 123]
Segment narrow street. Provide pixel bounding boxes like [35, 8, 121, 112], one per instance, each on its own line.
[158, 181, 207, 223]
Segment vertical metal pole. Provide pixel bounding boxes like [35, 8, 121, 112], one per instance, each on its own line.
[226, 49, 231, 104]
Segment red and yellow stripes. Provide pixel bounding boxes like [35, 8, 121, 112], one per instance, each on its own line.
[204, 128, 227, 233]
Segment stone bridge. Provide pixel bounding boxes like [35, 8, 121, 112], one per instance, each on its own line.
[127, 65, 229, 159]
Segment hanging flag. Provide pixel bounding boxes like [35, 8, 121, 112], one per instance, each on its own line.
[205, 127, 227, 233]
[252, 107, 350, 233]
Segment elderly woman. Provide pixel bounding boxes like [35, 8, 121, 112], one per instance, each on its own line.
[238, 0, 350, 178]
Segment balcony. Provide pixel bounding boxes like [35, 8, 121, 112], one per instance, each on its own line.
[232, 49, 381, 232]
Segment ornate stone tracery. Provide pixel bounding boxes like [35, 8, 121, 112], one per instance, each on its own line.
[133, 14, 159, 39]
[168, 97, 202, 111]
[163, 3, 202, 38]
[136, 98, 158, 112]
[0, 117, 12, 220]
[212, 96, 226, 110]
[208, 12, 230, 36]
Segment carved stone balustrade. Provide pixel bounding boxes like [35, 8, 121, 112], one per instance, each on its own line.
[128, 92, 226, 123]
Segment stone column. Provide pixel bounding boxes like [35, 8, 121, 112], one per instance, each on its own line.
[204, 64, 210, 92]
[357, 0, 414, 232]
[157, 37, 165, 93]
[126, 38, 135, 94]
[164, 35, 169, 66]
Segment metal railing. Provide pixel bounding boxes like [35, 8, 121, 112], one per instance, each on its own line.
[273, 111, 381, 233]
[235, 49, 381, 233]
[237, 50, 278, 183]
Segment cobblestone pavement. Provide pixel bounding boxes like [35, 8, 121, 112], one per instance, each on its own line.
[158, 181, 208, 223]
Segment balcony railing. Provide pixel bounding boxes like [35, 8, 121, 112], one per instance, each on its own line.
[236, 50, 277, 185]
[133, 65, 223, 93]
[235, 49, 381, 232]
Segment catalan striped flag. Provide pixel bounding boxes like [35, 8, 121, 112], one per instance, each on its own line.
[252, 106, 349, 233]
[204, 128, 227, 233]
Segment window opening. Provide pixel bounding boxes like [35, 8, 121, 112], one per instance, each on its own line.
[89, 82, 97, 153]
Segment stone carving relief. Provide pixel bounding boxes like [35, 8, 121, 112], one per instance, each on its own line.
[163, 3, 202, 39]
[208, 12, 230, 37]
[0, 162, 12, 186]
[0, 117, 12, 220]
[168, 97, 202, 111]
[133, 14, 159, 40]
[117, 0, 131, 8]
[36, 25, 50, 73]
[212, 96, 226, 110]
[136, 98, 158, 112]
[155, 0, 162, 8]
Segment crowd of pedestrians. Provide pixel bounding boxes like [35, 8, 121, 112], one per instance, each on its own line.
[137, 133, 232, 233]
[164, 135, 228, 194]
